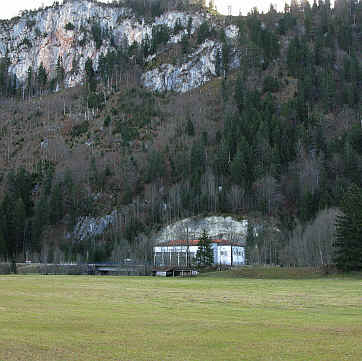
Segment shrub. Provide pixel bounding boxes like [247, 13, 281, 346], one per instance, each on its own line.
[65, 22, 75, 31]
[197, 21, 211, 44]
[91, 22, 103, 50]
[173, 18, 184, 34]
[104, 115, 111, 127]
[71, 121, 89, 137]
[263, 76, 280, 93]
[20, 38, 32, 49]
[26, 19, 36, 29]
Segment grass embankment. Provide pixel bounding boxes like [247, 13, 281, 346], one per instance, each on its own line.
[0, 274, 361, 361]
[201, 266, 362, 279]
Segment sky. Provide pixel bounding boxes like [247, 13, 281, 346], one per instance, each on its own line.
[0, 0, 327, 20]
[214, 0, 290, 16]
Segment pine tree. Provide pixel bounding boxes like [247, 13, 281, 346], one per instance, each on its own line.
[88, 156, 99, 189]
[231, 147, 246, 186]
[187, 16, 193, 38]
[32, 193, 49, 254]
[215, 48, 222, 77]
[1, 194, 16, 259]
[14, 198, 26, 257]
[56, 56, 65, 87]
[0, 58, 9, 96]
[334, 185, 362, 271]
[181, 34, 190, 54]
[186, 116, 195, 136]
[0, 207, 7, 260]
[245, 221, 255, 265]
[197, 21, 210, 44]
[234, 73, 244, 113]
[49, 183, 64, 225]
[27, 66, 33, 95]
[196, 229, 214, 267]
[213, 140, 230, 177]
[37, 62, 48, 92]
[287, 36, 300, 76]
[85, 57, 96, 93]
[43, 167, 54, 195]
[0, 228, 6, 260]
[222, 41, 230, 78]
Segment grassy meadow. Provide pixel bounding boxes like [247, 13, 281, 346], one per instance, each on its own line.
[0, 272, 361, 361]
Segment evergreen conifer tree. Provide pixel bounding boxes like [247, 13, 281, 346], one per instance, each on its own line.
[56, 56, 65, 87]
[27, 66, 33, 95]
[49, 183, 64, 225]
[334, 184, 362, 271]
[0, 207, 7, 260]
[32, 193, 49, 254]
[14, 198, 26, 257]
[196, 229, 214, 267]
[215, 48, 222, 77]
[187, 16, 193, 38]
[245, 221, 255, 265]
[37, 62, 48, 91]
[234, 73, 244, 113]
[186, 116, 195, 136]
[85, 57, 96, 93]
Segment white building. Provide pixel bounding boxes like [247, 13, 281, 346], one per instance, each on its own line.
[153, 239, 245, 267]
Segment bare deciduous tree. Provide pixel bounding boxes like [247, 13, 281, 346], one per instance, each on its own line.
[281, 208, 339, 266]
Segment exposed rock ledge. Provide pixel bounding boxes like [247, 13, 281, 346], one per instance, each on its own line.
[157, 216, 248, 242]
[70, 212, 247, 244]
[142, 39, 240, 93]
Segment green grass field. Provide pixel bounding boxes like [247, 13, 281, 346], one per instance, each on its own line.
[0, 273, 361, 361]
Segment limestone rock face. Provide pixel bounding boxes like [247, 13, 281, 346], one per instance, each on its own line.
[0, 0, 239, 93]
[2, 1, 127, 86]
[71, 210, 118, 242]
[70, 213, 247, 245]
[142, 39, 240, 93]
[158, 216, 248, 242]
[142, 40, 221, 93]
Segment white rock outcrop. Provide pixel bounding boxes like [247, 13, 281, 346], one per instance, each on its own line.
[0, 0, 206, 88]
[142, 40, 240, 93]
[158, 216, 248, 242]
[71, 210, 118, 241]
[71, 212, 247, 244]
[142, 40, 220, 93]
[0, 0, 240, 93]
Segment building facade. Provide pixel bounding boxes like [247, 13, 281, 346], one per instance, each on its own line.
[153, 239, 245, 267]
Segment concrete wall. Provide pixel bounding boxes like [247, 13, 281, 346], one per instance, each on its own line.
[0, 263, 151, 276]
[0, 263, 11, 274]
[15, 263, 88, 275]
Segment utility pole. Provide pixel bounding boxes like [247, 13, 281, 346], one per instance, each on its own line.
[228, 5, 232, 19]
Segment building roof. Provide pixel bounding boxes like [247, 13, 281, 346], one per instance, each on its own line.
[155, 239, 244, 247]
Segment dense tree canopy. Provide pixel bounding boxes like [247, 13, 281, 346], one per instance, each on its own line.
[334, 185, 362, 271]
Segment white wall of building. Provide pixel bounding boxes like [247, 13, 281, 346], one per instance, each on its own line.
[213, 245, 245, 265]
[154, 244, 245, 266]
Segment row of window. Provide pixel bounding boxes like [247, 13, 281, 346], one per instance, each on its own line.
[220, 249, 244, 256]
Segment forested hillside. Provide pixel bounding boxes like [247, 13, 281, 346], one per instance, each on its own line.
[0, 0, 361, 269]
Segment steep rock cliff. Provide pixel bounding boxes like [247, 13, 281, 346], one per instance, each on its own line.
[142, 37, 240, 93]
[0, 0, 208, 89]
[0, 0, 239, 93]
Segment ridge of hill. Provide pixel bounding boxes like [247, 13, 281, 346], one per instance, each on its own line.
[0, 0, 361, 268]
